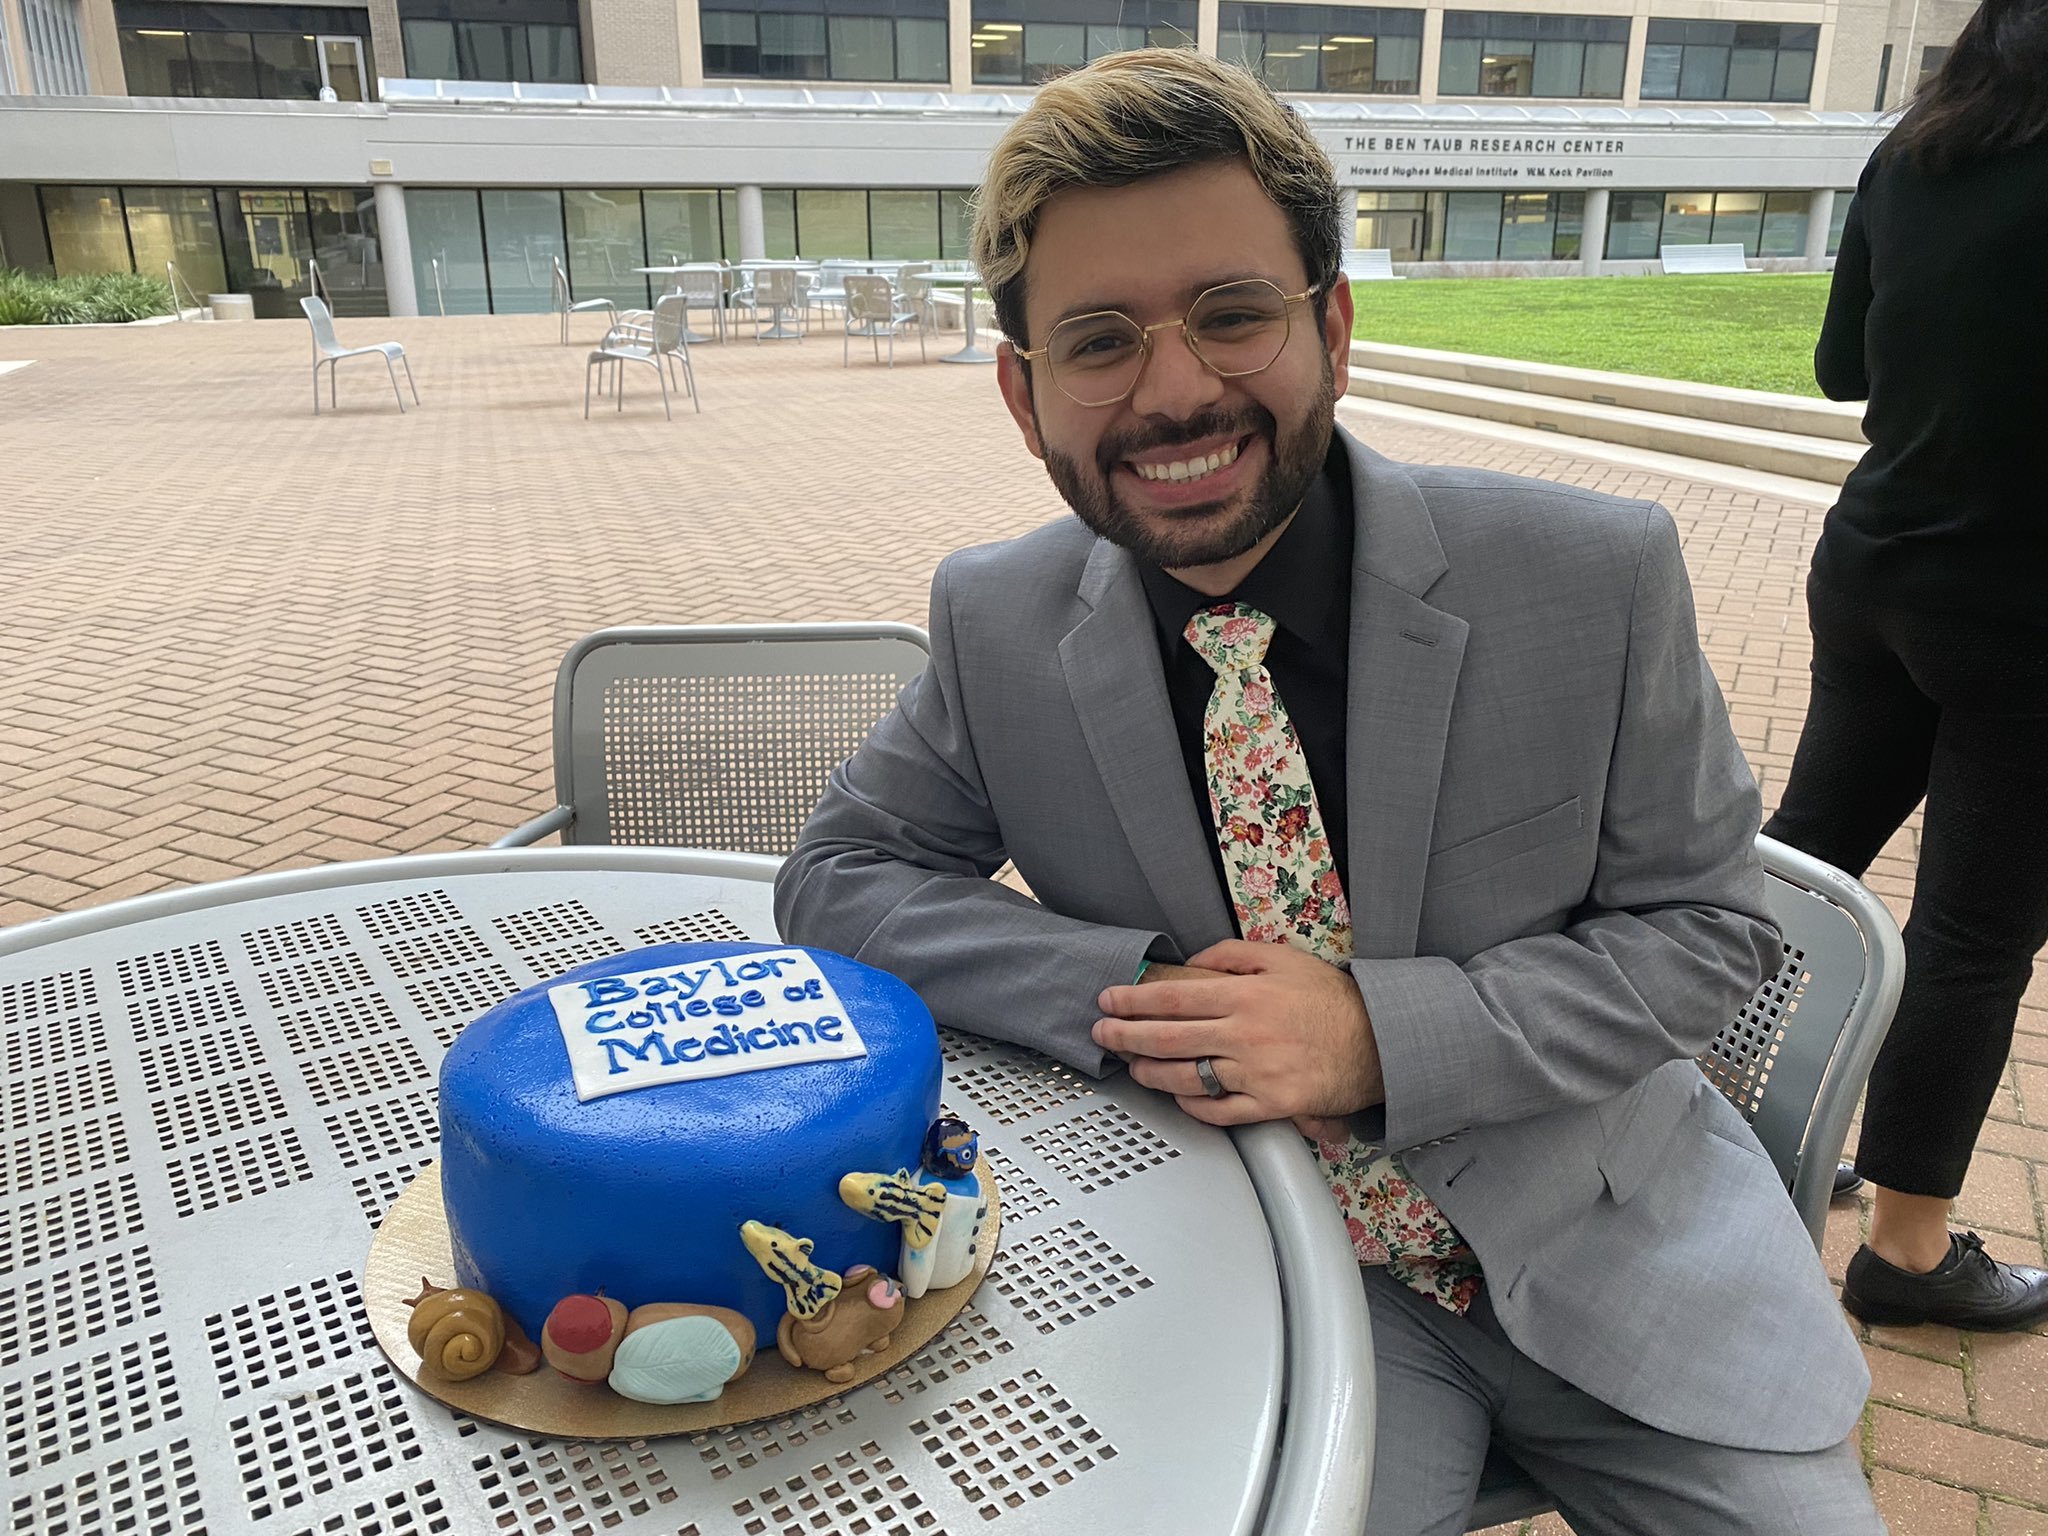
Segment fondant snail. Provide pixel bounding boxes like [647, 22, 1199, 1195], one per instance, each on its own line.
[403, 1278, 545, 1380]
[841, 1115, 988, 1300]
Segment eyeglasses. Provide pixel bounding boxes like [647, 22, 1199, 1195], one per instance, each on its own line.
[1013, 278, 1321, 409]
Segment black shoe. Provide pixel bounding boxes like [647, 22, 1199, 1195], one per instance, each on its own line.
[1842, 1231, 2048, 1331]
[1833, 1162, 1865, 1199]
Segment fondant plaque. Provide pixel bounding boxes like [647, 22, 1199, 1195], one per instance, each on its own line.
[552, 949, 867, 1101]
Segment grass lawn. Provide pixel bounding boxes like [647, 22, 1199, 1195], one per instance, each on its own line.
[1349, 273, 1834, 397]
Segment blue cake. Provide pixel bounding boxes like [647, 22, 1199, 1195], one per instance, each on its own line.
[437, 941, 943, 1348]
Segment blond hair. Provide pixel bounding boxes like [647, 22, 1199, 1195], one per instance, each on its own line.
[971, 49, 1342, 347]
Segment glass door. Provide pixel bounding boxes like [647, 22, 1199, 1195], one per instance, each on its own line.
[318, 35, 366, 100]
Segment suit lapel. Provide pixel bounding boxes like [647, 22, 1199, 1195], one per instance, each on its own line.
[1060, 539, 1237, 952]
[1341, 434, 1470, 959]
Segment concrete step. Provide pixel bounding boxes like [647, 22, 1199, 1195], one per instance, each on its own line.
[1347, 340, 1866, 445]
[1345, 366, 1866, 484]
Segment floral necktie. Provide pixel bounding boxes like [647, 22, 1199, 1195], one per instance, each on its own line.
[1184, 602, 1482, 1314]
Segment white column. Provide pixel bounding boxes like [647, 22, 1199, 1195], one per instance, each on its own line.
[737, 184, 766, 261]
[372, 180, 419, 318]
[1579, 187, 1609, 274]
[948, 0, 972, 91]
[1804, 188, 1836, 264]
[1418, 7, 1443, 102]
[1197, 0, 1219, 55]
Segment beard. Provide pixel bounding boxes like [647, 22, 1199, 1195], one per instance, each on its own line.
[1038, 350, 1336, 571]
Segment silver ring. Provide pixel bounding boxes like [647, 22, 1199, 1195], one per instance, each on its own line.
[1195, 1056, 1227, 1099]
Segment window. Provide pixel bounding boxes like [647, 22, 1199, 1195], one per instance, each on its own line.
[1604, 190, 1663, 259]
[1437, 12, 1625, 98]
[1873, 43, 1891, 110]
[1640, 20, 1817, 103]
[1401, 190, 1585, 261]
[972, 0, 1193, 85]
[1604, 190, 1812, 259]
[116, 1, 375, 99]
[397, 0, 581, 82]
[703, 0, 947, 82]
[1917, 45, 1947, 88]
[37, 181, 384, 314]
[1353, 191, 1427, 261]
[1219, 5, 1421, 93]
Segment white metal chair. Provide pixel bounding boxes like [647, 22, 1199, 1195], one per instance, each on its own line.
[493, 622, 932, 855]
[583, 293, 699, 420]
[554, 256, 617, 344]
[809, 260, 854, 328]
[674, 266, 728, 343]
[299, 295, 417, 414]
[1464, 832, 1905, 1530]
[751, 267, 802, 341]
[842, 274, 926, 367]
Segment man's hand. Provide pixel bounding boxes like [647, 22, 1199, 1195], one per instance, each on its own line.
[1091, 939, 1384, 1130]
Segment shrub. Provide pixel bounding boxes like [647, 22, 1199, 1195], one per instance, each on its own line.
[0, 268, 177, 325]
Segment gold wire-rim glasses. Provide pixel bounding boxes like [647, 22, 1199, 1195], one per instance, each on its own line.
[1013, 277, 1323, 408]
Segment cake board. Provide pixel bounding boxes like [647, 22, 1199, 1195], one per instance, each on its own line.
[365, 1165, 1002, 1439]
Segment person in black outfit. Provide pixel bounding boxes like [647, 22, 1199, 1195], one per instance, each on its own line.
[1765, 0, 2048, 1331]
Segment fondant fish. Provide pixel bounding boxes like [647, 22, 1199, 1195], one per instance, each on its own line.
[739, 1219, 842, 1319]
[838, 1170, 950, 1250]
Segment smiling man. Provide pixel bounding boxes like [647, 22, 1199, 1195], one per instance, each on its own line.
[776, 49, 1879, 1535]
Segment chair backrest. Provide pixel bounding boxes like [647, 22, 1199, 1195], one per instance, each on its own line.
[550, 257, 571, 310]
[299, 294, 341, 354]
[755, 268, 798, 306]
[844, 274, 895, 325]
[677, 268, 723, 303]
[1660, 242, 1749, 274]
[550, 623, 932, 855]
[651, 292, 689, 355]
[1700, 834, 1905, 1243]
[1340, 247, 1397, 280]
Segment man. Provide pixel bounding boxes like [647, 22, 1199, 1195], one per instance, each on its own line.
[775, 49, 1878, 1535]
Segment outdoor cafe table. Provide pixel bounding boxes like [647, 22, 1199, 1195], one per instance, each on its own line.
[0, 846, 1370, 1536]
[920, 272, 996, 363]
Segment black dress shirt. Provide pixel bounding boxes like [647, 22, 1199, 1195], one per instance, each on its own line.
[1136, 444, 1356, 921]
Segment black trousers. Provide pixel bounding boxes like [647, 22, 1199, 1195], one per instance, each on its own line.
[1763, 573, 2048, 1199]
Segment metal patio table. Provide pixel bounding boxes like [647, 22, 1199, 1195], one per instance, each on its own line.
[0, 846, 1370, 1536]
[920, 272, 995, 363]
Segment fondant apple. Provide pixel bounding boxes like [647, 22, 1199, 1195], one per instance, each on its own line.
[543, 1292, 628, 1382]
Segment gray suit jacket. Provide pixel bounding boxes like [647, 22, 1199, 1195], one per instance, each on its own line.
[776, 428, 1869, 1453]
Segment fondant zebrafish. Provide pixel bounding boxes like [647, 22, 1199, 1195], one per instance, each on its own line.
[837, 1170, 950, 1250]
[739, 1220, 842, 1319]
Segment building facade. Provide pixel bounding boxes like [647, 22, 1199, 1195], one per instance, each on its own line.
[0, 0, 1941, 313]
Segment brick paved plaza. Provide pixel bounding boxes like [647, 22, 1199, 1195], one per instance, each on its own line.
[1, 313, 2044, 1533]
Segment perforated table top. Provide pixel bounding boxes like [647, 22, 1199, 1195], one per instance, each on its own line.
[1, 849, 1287, 1536]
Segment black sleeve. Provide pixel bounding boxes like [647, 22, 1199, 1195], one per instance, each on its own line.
[1814, 184, 1873, 402]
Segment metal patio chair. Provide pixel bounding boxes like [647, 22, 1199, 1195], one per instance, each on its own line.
[1465, 832, 1905, 1530]
[583, 293, 699, 420]
[299, 295, 417, 414]
[554, 256, 617, 344]
[842, 274, 926, 367]
[493, 622, 931, 855]
[751, 267, 803, 341]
